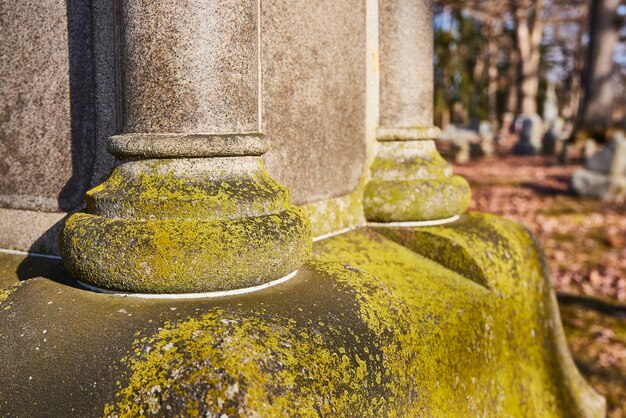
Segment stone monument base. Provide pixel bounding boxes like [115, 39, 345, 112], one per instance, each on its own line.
[0, 213, 604, 417]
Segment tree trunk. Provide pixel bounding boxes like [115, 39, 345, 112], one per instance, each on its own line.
[511, 0, 545, 116]
[561, 23, 586, 121]
[505, 44, 519, 115]
[486, 30, 499, 127]
[577, 0, 621, 133]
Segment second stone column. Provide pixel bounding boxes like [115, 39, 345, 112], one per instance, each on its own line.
[364, 0, 470, 222]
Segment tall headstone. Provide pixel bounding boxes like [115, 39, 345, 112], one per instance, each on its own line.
[478, 120, 496, 157]
[541, 84, 563, 156]
[542, 117, 565, 156]
[543, 83, 559, 127]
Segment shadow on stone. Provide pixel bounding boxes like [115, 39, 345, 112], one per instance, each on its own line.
[15, 215, 82, 289]
[57, 0, 97, 212]
[11, 0, 102, 288]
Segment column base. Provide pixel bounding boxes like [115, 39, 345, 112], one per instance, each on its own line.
[364, 176, 470, 222]
[364, 127, 471, 222]
[62, 208, 310, 294]
[60, 134, 312, 294]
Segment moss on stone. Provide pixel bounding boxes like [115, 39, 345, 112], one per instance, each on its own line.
[363, 130, 471, 222]
[0, 283, 19, 311]
[369, 141, 450, 180]
[301, 187, 365, 239]
[61, 157, 312, 293]
[101, 214, 604, 417]
[103, 304, 385, 417]
[62, 208, 311, 293]
[0, 287, 13, 304]
[88, 159, 289, 221]
[364, 175, 471, 221]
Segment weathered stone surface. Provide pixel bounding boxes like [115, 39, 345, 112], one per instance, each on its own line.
[365, 0, 469, 222]
[262, 0, 367, 204]
[513, 114, 544, 155]
[364, 130, 471, 222]
[0, 251, 66, 291]
[369, 140, 452, 181]
[119, 0, 259, 133]
[585, 132, 626, 175]
[571, 169, 626, 202]
[108, 133, 270, 158]
[0, 0, 96, 212]
[0, 214, 604, 416]
[60, 0, 314, 293]
[89, 0, 117, 189]
[0, 208, 67, 255]
[379, 0, 434, 127]
[0, 0, 372, 256]
[364, 176, 470, 221]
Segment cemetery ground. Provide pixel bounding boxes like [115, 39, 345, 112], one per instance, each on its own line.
[443, 142, 626, 416]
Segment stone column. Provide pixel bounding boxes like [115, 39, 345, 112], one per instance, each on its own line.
[61, 0, 311, 294]
[364, 0, 470, 222]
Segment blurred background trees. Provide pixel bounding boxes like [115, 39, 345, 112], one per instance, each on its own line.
[433, 0, 626, 141]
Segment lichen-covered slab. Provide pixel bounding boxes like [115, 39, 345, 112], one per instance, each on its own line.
[0, 214, 604, 417]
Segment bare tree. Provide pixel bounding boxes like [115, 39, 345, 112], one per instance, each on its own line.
[510, 0, 546, 116]
[577, 0, 624, 135]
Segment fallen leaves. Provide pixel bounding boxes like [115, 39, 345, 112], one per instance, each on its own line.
[450, 149, 626, 302]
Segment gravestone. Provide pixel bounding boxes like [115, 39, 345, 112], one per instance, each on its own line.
[543, 83, 559, 127]
[571, 132, 626, 202]
[478, 120, 496, 157]
[541, 84, 561, 156]
[0, 0, 605, 416]
[513, 114, 544, 155]
[542, 117, 565, 156]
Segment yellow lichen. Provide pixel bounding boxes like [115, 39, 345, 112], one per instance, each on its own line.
[363, 176, 471, 221]
[102, 214, 603, 416]
[62, 157, 312, 293]
[0, 285, 16, 310]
